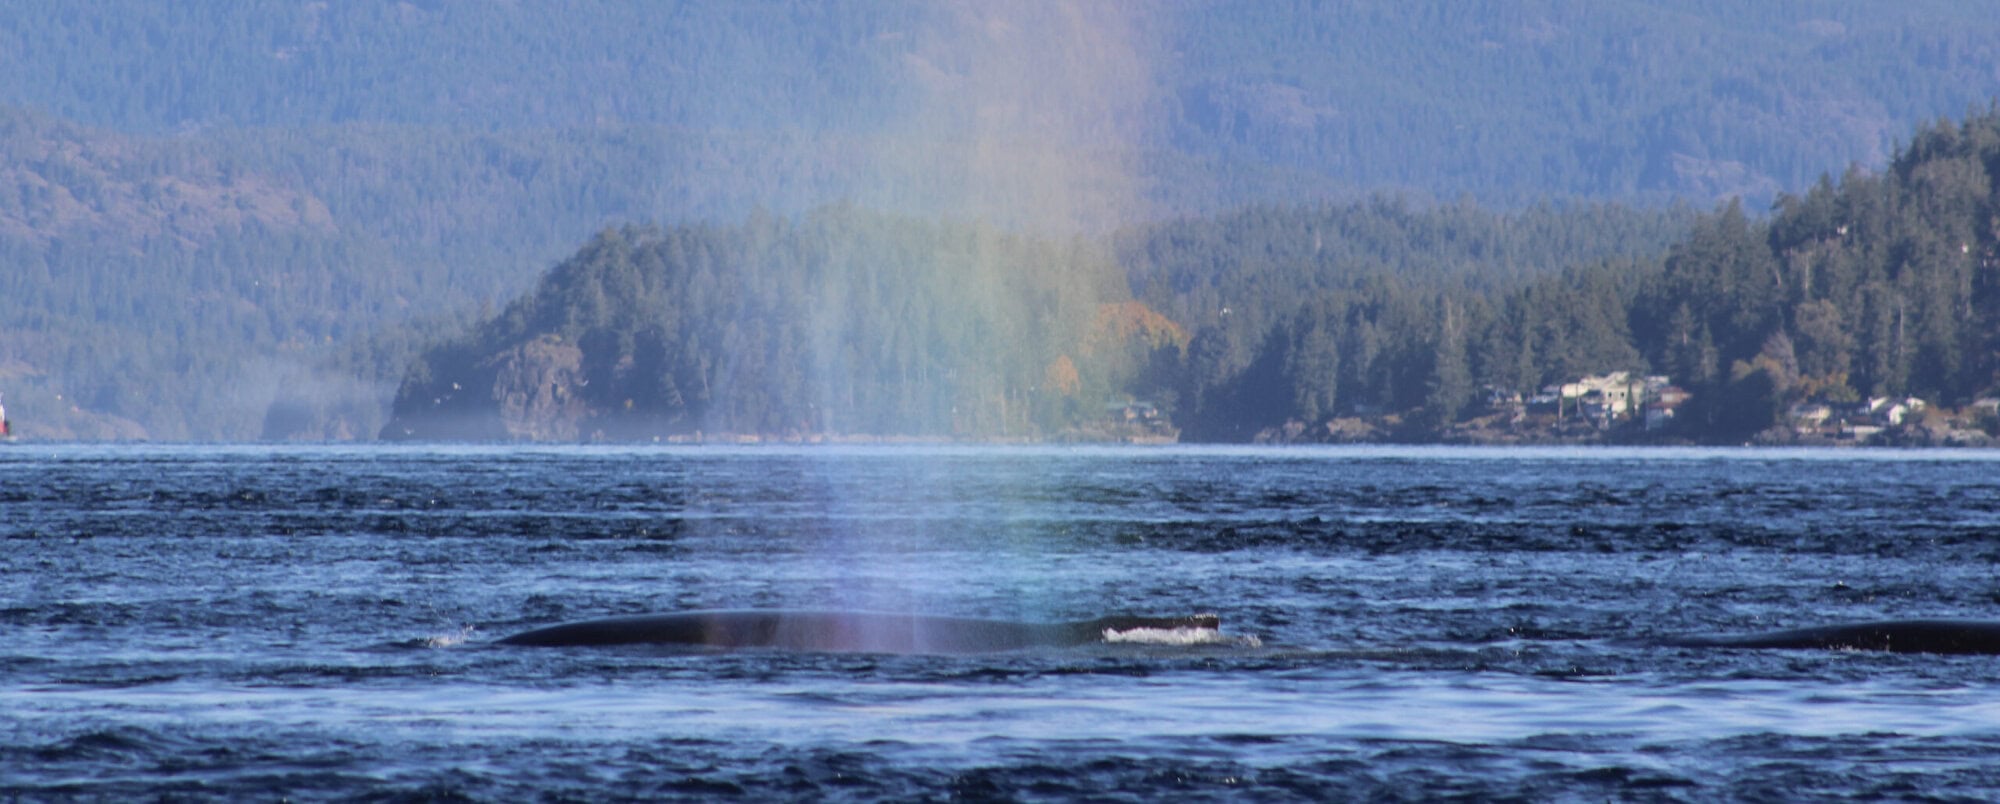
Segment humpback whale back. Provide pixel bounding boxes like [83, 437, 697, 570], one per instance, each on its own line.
[503, 611, 2000, 656]
[496, 610, 1222, 653]
[1658, 619, 2000, 655]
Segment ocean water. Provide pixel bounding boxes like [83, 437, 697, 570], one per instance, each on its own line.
[5, 444, 2000, 800]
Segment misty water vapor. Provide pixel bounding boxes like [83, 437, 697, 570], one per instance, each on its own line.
[781, 2, 1167, 622]
[865, 0, 1158, 234]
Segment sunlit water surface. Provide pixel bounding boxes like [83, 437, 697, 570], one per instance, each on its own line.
[6, 444, 2000, 799]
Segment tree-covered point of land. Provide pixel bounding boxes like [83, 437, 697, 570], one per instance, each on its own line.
[380, 208, 1143, 441]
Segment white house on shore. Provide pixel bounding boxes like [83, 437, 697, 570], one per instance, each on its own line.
[1861, 397, 1925, 426]
[1787, 395, 1950, 439]
[1531, 372, 1681, 427]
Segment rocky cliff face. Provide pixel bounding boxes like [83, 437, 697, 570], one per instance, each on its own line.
[379, 334, 597, 442]
[490, 336, 589, 441]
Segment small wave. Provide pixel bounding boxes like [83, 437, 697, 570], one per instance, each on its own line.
[1103, 626, 1262, 648]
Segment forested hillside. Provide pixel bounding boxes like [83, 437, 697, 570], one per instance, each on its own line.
[1163, 110, 2000, 443]
[383, 208, 1155, 441]
[382, 200, 1693, 440]
[0, 1, 1995, 439]
[6, 0, 1994, 206]
[392, 110, 2000, 444]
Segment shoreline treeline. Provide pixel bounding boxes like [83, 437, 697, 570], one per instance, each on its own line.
[380, 110, 2000, 443]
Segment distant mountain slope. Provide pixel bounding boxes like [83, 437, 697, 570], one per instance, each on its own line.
[3, 1, 1994, 207]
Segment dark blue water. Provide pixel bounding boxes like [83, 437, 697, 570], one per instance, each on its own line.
[6, 444, 2000, 800]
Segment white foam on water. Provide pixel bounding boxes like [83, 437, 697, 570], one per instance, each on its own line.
[1102, 626, 1261, 648]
